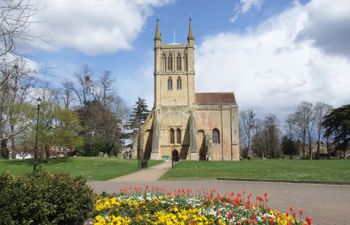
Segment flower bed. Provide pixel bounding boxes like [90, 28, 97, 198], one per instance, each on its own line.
[94, 187, 312, 225]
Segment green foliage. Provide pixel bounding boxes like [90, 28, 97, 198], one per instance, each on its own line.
[32, 101, 82, 158]
[281, 135, 298, 156]
[125, 97, 150, 139]
[53, 108, 83, 148]
[323, 104, 350, 154]
[0, 169, 95, 225]
[77, 101, 122, 156]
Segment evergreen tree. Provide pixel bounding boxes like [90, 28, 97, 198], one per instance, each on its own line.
[126, 97, 150, 138]
[281, 135, 298, 157]
[323, 104, 350, 158]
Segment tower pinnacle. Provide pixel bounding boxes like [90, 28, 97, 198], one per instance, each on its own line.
[154, 18, 161, 41]
[187, 18, 194, 42]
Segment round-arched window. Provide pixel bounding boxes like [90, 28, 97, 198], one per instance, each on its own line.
[212, 128, 220, 143]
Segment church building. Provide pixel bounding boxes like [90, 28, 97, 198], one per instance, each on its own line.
[134, 19, 240, 161]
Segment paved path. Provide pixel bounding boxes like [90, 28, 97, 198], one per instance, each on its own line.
[88, 162, 350, 225]
[109, 160, 172, 181]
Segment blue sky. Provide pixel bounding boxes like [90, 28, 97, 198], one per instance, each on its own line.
[21, 0, 350, 120]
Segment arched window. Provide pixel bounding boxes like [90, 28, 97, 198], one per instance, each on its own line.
[176, 128, 181, 144]
[170, 128, 175, 144]
[212, 128, 220, 144]
[176, 53, 182, 71]
[168, 54, 173, 71]
[162, 54, 167, 71]
[168, 77, 173, 90]
[183, 53, 188, 71]
[177, 76, 182, 89]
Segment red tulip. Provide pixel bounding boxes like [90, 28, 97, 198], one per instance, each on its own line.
[306, 216, 313, 225]
[299, 209, 303, 216]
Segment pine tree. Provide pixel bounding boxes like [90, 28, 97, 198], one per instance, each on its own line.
[126, 97, 150, 139]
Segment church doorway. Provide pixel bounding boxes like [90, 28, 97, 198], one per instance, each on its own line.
[172, 149, 179, 161]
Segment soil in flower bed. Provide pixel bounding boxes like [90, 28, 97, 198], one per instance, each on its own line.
[94, 187, 313, 225]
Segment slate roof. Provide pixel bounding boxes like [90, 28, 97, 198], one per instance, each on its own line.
[195, 92, 237, 105]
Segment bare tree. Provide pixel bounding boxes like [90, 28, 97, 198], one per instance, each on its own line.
[91, 70, 114, 106]
[72, 65, 94, 106]
[0, 0, 38, 57]
[263, 113, 280, 158]
[0, 57, 36, 158]
[288, 101, 314, 158]
[240, 109, 256, 158]
[251, 118, 265, 157]
[285, 114, 296, 140]
[313, 102, 332, 158]
[250, 114, 280, 158]
[61, 81, 75, 109]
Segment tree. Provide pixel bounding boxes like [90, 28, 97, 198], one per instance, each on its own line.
[323, 104, 350, 158]
[285, 114, 296, 140]
[77, 101, 123, 157]
[250, 114, 280, 158]
[61, 80, 75, 109]
[263, 113, 280, 158]
[0, 0, 38, 58]
[52, 108, 83, 151]
[251, 118, 265, 158]
[288, 101, 314, 158]
[91, 70, 114, 107]
[240, 109, 256, 158]
[35, 101, 82, 160]
[0, 57, 35, 158]
[313, 102, 332, 158]
[281, 135, 298, 157]
[126, 97, 150, 139]
[0, 0, 39, 158]
[72, 65, 94, 106]
[70, 66, 129, 157]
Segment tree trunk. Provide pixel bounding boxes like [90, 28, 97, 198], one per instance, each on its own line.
[10, 137, 16, 159]
[10, 124, 16, 159]
[308, 136, 312, 159]
[0, 139, 8, 159]
[302, 135, 306, 159]
[45, 145, 50, 161]
[316, 129, 321, 159]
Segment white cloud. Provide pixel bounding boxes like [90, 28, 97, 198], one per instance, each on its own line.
[297, 0, 350, 57]
[28, 0, 173, 55]
[230, 0, 263, 23]
[196, 1, 350, 120]
[0, 54, 38, 76]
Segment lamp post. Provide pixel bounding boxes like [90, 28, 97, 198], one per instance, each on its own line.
[33, 97, 41, 172]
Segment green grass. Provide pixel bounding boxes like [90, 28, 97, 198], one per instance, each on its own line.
[0, 157, 163, 181]
[161, 159, 350, 183]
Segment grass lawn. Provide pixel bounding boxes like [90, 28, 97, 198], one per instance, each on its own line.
[0, 157, 163, 181]
[161, 159, 350, 183]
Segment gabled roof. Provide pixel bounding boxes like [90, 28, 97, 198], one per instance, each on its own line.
[195, 92, 237, 105]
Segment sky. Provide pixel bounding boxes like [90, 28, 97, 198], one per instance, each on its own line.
[20, 0, 350, 121]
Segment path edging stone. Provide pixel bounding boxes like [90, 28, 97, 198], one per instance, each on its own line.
[217, 177, 350, 185]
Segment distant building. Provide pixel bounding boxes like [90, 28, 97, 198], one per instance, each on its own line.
[133, 19, 240, 161]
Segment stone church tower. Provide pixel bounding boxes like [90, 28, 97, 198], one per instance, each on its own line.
[134, 19, 240, 161]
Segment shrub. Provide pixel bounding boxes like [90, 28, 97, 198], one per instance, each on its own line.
[0, 169, 95, 225]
